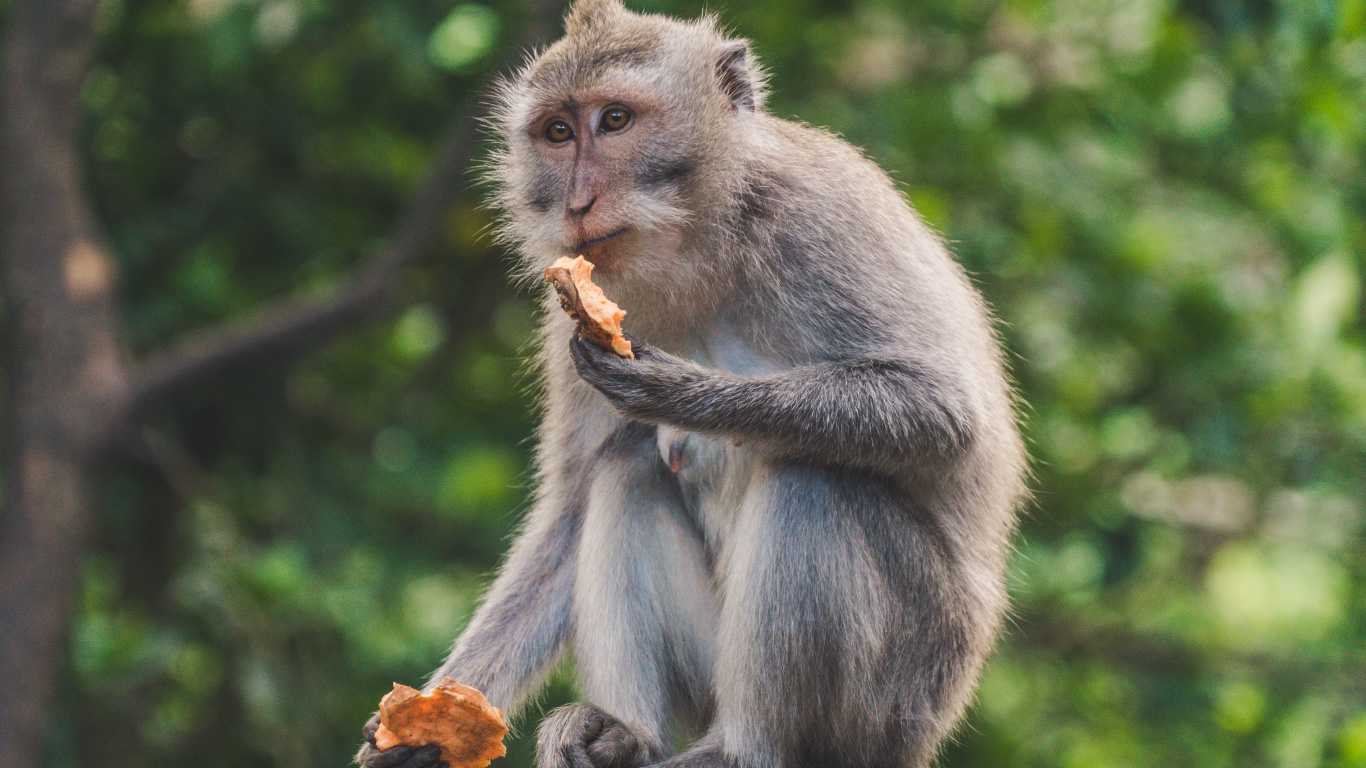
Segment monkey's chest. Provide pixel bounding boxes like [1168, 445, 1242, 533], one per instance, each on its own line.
[653, 330, 775, 535]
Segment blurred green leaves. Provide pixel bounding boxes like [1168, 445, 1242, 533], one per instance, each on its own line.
[1291, 252, 1360, 357]
[392, 305, 446, 361]
[438, 444, 519, 519]
[1205, 543, 1350, 647]
[429, 4, 501, 71]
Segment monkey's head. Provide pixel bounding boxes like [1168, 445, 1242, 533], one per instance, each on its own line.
[492, 0, 765, 295]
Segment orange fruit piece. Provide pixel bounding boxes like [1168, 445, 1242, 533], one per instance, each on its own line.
[544, 255, 634, 359]
[373, 678, 508, 768]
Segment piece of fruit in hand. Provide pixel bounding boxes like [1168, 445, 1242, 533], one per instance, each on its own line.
[373, 678, 508, 768]
[544, 255, 634, 359]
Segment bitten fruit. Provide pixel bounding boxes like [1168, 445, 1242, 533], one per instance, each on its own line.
[544, 255, 634, 358]
[373, 678, 508, 768]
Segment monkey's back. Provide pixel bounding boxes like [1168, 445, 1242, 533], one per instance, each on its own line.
[733, 114, 1029, 592]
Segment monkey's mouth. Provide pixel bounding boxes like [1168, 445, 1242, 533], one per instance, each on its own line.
[571, 227, 630, 252]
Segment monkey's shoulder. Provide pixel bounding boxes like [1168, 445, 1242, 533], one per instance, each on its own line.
[760, 117, 903, 197]
[743, 120, 951, 279]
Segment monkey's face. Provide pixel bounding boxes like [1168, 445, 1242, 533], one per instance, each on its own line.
[491, 1, 762, 292]
[497, 72, 713, 280]
[523, 87, 687, 271]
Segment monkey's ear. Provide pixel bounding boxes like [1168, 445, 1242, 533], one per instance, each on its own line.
[566, 0, 626, 35]
[716, 41, 756, 112]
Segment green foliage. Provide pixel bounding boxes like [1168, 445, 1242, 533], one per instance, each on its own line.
[429, 4, 501, 71]
[64, 0, 1365, 766]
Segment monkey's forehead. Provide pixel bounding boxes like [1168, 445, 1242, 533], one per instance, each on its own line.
[529, 32, 661, 92]
[507, 15, 725, 109]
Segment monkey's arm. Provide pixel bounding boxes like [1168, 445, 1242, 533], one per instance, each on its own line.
[424, 494, 581, 708]
[570, 336, 974, 472]
[357, 491, 582, 767]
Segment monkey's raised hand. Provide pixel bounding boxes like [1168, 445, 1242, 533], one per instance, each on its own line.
[537, 703, 662, 768]
[356, 713, 448, 768]
[569, 334, 701, 424]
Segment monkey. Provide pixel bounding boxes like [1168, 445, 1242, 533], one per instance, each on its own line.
[356, 1, 1028, 767]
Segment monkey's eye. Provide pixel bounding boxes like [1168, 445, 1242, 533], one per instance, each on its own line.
[599, 107, 632, 133]
[545, 119, 574, 143]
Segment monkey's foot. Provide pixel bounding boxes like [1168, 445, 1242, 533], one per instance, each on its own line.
[537, 703, 662, 768]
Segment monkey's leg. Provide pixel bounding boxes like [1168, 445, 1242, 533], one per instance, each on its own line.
[539, 425, 717, 768]
[656, 463, 987, 768]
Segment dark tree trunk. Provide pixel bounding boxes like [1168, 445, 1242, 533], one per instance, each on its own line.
[0, 2, 127, 768]
[0, 1, 566, 764]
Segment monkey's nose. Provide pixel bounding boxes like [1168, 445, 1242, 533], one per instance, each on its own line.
[567, 195, 597, 219]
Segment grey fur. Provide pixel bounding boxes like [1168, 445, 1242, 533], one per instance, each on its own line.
[358, 1, 1027, 767]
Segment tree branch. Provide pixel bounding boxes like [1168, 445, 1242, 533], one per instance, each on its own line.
[126, 111, 479, 414]
[0, 3, 566, 766]
[126, 0, 565, 414]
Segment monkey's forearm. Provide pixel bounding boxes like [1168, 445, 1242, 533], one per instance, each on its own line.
[665, 359, 974, 468]
[425, 502, 581, 714]
[573, 338, 975, 470]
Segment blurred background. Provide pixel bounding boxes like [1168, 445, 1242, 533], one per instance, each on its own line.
[2, 0, 1364, 766]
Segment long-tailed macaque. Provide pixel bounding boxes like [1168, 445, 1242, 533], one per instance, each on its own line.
[358, 2, 1027, 766]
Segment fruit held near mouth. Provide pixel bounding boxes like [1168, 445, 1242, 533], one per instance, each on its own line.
[373, 678, 508, 768]
[544, 255, 634, 358]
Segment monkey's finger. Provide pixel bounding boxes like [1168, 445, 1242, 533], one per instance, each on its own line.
[361, 712, 382, 744]
[569, 334, 612, 375]
[627, 343, 659, 361]
[558, 742, 595, 768]
[392, 744, 443, 768]
[619, 331, 651, 358]
[570, 332, 606, 360]
[359, 745, 411, 768]
[586, 723, 640, 766]
[572, 329, 644, 367]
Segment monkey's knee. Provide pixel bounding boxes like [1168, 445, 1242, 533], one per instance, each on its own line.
[717, 464, 981, 758]
[538, 703, 664, 768]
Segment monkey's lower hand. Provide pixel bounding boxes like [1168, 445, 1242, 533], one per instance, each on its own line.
[356, 712, 449, 768]
[538, 703, 662, 768]
[570, 334, 705, 424]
